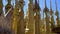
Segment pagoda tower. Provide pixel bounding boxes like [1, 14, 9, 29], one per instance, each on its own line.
[12, 0, 25, 34]
[11, 0, 19, 34]
[49, 0, 55, 34]
[55, 0, 60, 26]
[27, 0, 35, 34]
[25, 10, 29, 34]
[0, 0, 3, 16]
[17, 0, 25, 34]
[33, 0, 41, 34]
[43, 0, 50, 34]
[50, 0, 54, 29]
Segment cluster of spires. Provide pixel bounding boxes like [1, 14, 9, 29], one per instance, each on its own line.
[0, 0, 60, 34]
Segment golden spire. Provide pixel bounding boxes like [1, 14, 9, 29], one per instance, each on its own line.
[43, 0, 50, 34]
[50, 0, 52, 10]
[11, 0, 19, 34]
[17, 0, 25, 34]
[50, 0, 54, 31]
[55, 0, 59, 16]
[43, 0, 49, 13]
[12, 0, 25, 34]
[50, 0, 53, 15]
[45, 0, 47, 8]
[8, 0, 11, 4]
[55, 0, 59, 26]
[33, 0, 41, 34]
[55, 0, 58, 11]
[27, 0, 35, 34]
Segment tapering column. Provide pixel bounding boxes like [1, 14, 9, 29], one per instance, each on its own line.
[50, 0, 54, 29]
[43, 0, 50, 34]
[55, 0, 60, 26]
[12, 0, 19, 34]
[27, 0, 35, 34]
[33, 0, 41, 34]
[12, 8, 18, 34]
[17, 0, 25, 34]
[25, 10, 29, 34]
[49, 0, 55, 34]
[0, 0, 3, 15]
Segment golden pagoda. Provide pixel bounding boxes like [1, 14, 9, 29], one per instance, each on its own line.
[12, 0, 25, 34]
[43, 0, 50, 34]
[12, 0, 19, 34]
[55, 0, 60, 26]
[50, 0, 54, 29]
[26, 0, 35, 34]
[49, 0, 55, 34]
[33, 0, 41, 34]
[17, 0, 25, 34]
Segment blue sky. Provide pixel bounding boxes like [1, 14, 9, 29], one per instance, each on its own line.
[3, 0, 60, 22]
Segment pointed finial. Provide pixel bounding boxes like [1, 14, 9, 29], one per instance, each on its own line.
[55, 0, 58, 11]
[44, 0, 47, 7]
[50, 0, 52, 10]
[50, 0, 53, 15]
[35, 0, 37, 5]
[8, 0, 11, 4]
[38, 0, 39, 4]
[55, 0, 59, 16]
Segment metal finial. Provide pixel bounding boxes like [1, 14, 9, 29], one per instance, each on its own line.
[35, 0, 37, 4]
[55, 0, 58, 11]
[38, 0, 39, 4]
[8, 0, 11, 4]
[50, 0, 52, 9]
[44, 0, 47, 7]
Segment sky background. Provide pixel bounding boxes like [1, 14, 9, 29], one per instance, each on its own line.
[2, 0, 60, 24]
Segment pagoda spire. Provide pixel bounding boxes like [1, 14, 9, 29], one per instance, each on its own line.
[55, 0, 58, 11]
[43, 0, 50, 34]
[8, 0, 11, 4]
[55, 0, 60, 26]
[45, 0, 47, 8]
[12, 0, 25, 34]
[27, 0, 35, 34]
[17, 0, 25, 34]
[43, 0, 49, 13]
[12, 0, 19, 34]
[33, 0, 41, 34]
[49, 0, 54, 33]
[50, 0, 52, 10]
